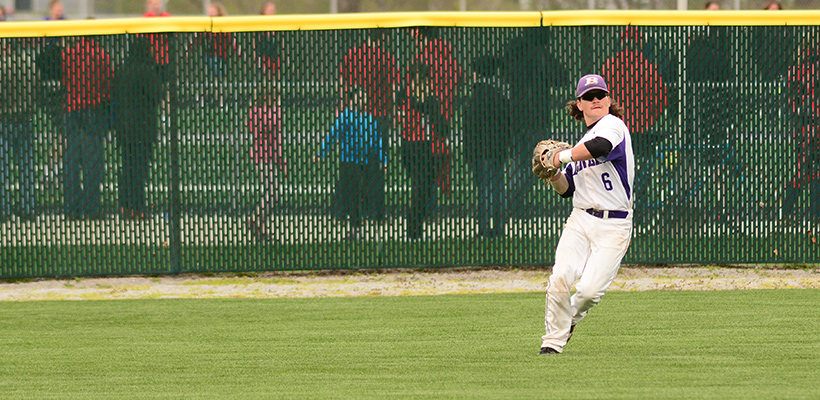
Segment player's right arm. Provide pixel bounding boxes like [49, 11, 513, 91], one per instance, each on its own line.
[550, 137, 611, 168]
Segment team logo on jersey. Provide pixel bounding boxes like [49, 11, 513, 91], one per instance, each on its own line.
[570, 158, 601, 176]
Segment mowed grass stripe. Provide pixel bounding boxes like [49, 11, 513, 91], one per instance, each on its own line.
[0, 290, 818, 399]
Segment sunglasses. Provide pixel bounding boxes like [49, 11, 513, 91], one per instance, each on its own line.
[580, 91, 608, 101]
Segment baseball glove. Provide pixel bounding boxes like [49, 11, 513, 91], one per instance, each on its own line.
[532, 140, 572, 180]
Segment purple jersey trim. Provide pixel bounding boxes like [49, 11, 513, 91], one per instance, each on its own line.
[607, 140, 632, 200]
[561, 165, 576, 198]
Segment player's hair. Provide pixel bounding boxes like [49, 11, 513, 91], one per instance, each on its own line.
[566, 99, 625, 121]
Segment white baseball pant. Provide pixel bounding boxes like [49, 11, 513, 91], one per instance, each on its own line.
[541, 208, 633, 352]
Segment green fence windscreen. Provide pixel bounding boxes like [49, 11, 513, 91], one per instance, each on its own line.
[1, 17, 818, 278]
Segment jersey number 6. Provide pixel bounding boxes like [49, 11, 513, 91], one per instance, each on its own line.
[601, 173, 613, 191]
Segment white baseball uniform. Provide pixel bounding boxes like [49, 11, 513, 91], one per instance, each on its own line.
[541, 113, 634, 352]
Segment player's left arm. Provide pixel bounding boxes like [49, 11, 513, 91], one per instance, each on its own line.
[548, 168, 570, 195]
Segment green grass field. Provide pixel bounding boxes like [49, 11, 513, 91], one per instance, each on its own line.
[1, 289, 819, 399]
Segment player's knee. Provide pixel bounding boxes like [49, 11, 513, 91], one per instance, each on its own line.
[548, 275, 571, 293]
[574, 287, 603, 307]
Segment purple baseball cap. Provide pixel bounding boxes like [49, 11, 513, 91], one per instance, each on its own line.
[576, 74, 609, 98]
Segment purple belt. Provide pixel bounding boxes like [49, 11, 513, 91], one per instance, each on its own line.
[585, 208, 629, 219]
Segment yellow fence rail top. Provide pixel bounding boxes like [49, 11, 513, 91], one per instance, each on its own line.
[542, 10, 820, 26]
[213, 12, 542, 32]
[0, 17, 211, 37]
[2, 10, 820, 37]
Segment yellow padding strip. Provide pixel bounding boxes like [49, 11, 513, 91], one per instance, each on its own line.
[542, 10, 820, 26]
[2, 10, 820, 37]
[212, 12, 542, 32]
[0, 17, 211, 37]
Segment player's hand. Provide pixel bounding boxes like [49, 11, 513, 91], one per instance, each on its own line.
[552, 152, 561, 168]
[532, 139, 572, 181]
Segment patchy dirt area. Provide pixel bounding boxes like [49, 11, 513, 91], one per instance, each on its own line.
[1, 266, 819, 301]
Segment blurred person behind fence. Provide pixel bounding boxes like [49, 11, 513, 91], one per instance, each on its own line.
[753, 1, 792, 83]
[684, 11, 736, 223]
[143, 0, 170, 17]
[253, 2, 283, 84]
[411, 27, 459, 198]
[0, 38, 38, 222]
[40, 0, 67, 186]
[339, 28, 397, 221]
[703, 1, 720, 9]
[781, 36, 820, 229]
[195, 1, 240, 108]
[45, 0, 66, 20]
[114, 36, 163, 219]
[601, 26, 667, 229]
[462, 54, 511, 238]
[399, 63, 445, 240]
[61, 35, 114, 220]
[315, 87, 384, 241]
[259, 1, 277, 15]
[246, 86, 286, 242]
[141, 0, 171, 87]
[502, 28, 570, 220]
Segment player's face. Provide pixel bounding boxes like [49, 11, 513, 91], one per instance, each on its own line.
[577, 90, 611, 123]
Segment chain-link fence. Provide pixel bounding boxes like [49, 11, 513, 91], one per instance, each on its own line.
[0, 14, 818, 278]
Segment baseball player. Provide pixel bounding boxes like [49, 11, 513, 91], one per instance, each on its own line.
[534, 74, 635, 354]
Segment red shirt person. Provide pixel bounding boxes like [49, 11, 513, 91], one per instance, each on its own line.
[339, 30, 398, 130]
[62, 37, 113, 113]
[61, 36, 114, 219]
[142, 0, 170, 17]
[410, 27, 460, 196]
[142, 0, 171, 67]
[411, 27, 460, 123]
[601, 26, 668, 229]
[782, 44, 820, 222]
[601, 26, 667, 138]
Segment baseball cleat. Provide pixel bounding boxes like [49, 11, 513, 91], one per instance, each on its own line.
[539, 347, 560, 355]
